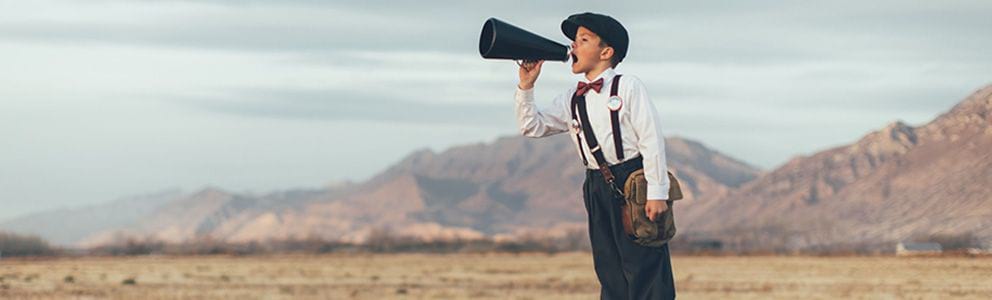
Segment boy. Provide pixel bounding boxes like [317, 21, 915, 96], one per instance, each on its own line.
[513, 12, 676, 299]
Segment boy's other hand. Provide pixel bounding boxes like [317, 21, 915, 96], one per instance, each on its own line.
[645, 200, 668, 222]
[517, 60, 543, 90]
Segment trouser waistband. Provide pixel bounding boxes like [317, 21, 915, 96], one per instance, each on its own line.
[586, 155, 643, 179]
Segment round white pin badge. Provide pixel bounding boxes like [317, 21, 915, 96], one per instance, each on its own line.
[607, 96, 623, 111]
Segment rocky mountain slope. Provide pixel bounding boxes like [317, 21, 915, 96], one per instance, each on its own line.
[681, 85, 992, 250]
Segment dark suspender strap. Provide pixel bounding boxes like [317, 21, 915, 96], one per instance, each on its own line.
[570, 97, 589, 166]
[609, 75, 624, 161]
[574, 94, 618, 186]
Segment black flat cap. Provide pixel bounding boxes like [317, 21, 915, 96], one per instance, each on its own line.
[561, 12, 629, 63]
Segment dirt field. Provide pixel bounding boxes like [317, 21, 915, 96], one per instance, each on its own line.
[1, 253, 990, 299]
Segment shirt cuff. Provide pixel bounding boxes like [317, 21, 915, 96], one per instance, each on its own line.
[515, 87, 535, 106]
[516, 86, 534, 98]
[646, 183, 669, 201]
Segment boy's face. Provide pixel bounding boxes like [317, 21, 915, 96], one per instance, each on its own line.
[569, 26, 613, 75]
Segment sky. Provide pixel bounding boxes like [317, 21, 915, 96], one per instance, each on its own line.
[2, 0, 990, 221]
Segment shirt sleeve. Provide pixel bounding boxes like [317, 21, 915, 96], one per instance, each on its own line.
[625, 76, 671, 201]
[514, 86, 571, 138]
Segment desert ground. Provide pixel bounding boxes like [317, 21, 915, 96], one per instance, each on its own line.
[1, 253, 990, 299]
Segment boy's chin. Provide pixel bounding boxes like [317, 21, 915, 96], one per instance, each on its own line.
[570, 64, 584, 74]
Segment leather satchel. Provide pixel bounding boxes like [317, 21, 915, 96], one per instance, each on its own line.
[620, 170, 683, 247]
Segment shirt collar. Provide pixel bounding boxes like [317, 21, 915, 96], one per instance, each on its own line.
[587, 67, 617, 85]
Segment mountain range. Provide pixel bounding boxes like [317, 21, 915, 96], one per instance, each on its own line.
[2, 134, 759, 247]
[2, 84, 989, 251]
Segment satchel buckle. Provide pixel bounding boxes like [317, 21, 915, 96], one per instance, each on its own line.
[597, 163, 625, 198]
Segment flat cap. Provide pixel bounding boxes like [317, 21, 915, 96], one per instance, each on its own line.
[561, 12, 629, 64]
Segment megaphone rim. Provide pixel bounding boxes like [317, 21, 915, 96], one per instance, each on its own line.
[479, 18, 499, 57]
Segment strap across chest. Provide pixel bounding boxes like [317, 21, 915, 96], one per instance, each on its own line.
[570, 74, 625, 169]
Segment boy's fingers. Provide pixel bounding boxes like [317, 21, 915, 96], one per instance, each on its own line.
[519, 60, 542, 68]
[517, 60, 537, 72]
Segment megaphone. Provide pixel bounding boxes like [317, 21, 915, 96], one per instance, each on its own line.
[479, 18, 569, 62]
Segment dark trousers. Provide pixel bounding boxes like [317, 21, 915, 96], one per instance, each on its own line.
[583, 157, 676, 300]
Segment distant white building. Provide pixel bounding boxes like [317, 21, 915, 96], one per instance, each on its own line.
[896, 242, 942, 256]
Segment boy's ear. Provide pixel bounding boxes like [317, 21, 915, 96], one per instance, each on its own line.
[599, 46, 615, 62]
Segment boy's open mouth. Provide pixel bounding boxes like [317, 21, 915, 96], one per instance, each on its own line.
[571, 53, 578, 65]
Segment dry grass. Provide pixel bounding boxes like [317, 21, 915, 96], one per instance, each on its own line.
[1, 253, 990, 299]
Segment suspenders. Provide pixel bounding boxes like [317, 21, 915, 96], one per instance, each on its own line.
[571, 75, 625, 168]
[571, 75, 626, 190]
[609, 75, 625, 161]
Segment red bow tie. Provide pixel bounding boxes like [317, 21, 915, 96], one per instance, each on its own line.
[575, 78, 604, 96]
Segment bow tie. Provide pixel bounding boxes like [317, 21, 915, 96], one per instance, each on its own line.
[575, 78, 604, 96]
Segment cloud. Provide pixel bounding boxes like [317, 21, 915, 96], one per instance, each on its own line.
[0, 1, 458, 53]
[176, 87, 513, 126]
[4, 0, 989, 68]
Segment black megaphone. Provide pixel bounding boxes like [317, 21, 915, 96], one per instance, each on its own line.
[479, 18, 569, 62]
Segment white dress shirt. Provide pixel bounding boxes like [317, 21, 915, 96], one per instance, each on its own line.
[514, 68, 671, 201]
